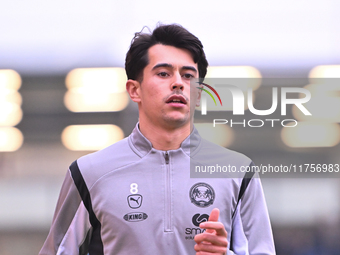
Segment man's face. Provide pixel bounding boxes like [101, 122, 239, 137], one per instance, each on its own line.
[137, 44, 201, 129]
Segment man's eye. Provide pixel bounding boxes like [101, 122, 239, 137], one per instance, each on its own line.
[183, 73, 194, 79]
[158, 72, 169, 77]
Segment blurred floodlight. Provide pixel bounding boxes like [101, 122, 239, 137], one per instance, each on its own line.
[309, 65, 340, 78]
[64, 67, 129, 112]
[61, 124, 124, 151]
[281, 122, 340, 148]
[65, 67, 126, 92]
[293, 83, 340, 122]
[0, 127, 24, 152]
[205, 66, 262, 90]
[195, 123, 234, 147]
[0, 69, 22, 90]
[0, 90, 22, 105]
[0, 102, 23, 126]
[64, 91, 129, 112]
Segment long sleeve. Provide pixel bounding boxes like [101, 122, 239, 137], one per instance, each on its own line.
[230, 175, 276, 255]
[39, 169, 91, 255]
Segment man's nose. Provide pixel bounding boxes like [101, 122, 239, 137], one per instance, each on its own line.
[170, 73, 184, 91]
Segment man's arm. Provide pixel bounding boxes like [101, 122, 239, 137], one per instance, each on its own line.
[230, 175, 275, 254]
[39, 169, 91, 255]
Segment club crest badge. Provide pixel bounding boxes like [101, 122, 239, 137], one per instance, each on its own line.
[189, 183, 215, 208]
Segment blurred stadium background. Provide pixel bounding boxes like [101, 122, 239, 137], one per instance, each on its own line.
[0, 1, 339, 254]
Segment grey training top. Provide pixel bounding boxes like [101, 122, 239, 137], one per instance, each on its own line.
[40, 123, 275, 255]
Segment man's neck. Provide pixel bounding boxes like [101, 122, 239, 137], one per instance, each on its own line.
[139, 120, 191, 151]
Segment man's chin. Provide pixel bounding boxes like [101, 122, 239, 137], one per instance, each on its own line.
[162, 114, 191, 128]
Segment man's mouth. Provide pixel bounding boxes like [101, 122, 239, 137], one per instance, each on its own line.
[166, 95, 187, 104]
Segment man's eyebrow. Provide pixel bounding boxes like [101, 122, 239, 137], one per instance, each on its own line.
[152, 63, 173, 70]
[182, 66, 198, 73]
[152, 63, 197, 73]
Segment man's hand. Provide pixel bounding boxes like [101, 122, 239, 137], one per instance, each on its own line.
[194, 208, 228, 255]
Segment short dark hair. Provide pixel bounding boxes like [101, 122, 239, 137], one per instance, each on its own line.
[125, 24, 208, 82]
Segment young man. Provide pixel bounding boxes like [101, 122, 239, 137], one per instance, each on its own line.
[40, 24, 275, 254]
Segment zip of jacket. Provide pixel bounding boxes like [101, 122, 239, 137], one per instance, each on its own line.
[164, 151, 172, 232]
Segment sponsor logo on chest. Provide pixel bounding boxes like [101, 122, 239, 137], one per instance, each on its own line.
[184, 213, 209, 240]
[123, 183, 148, 222]
[123, 212, 148, 222]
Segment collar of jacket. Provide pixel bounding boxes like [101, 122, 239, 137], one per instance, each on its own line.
[128, 122, 201, 158]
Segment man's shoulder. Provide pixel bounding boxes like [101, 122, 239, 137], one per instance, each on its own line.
[73, 136, 141, 183]
[193, 137, 252, 167]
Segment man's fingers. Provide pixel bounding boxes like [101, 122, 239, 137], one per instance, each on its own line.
[194, 242, 227, 254]
[204, 208, 220, 234]
[195, 208, 228, 254]
[199, 222, 227, 237]
[194, 231, 228, 246]
[194, 231, 228, 254]
[208, 208, 220, 222]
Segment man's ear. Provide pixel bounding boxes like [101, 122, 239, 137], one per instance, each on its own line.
[126, 79, 141, 103]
